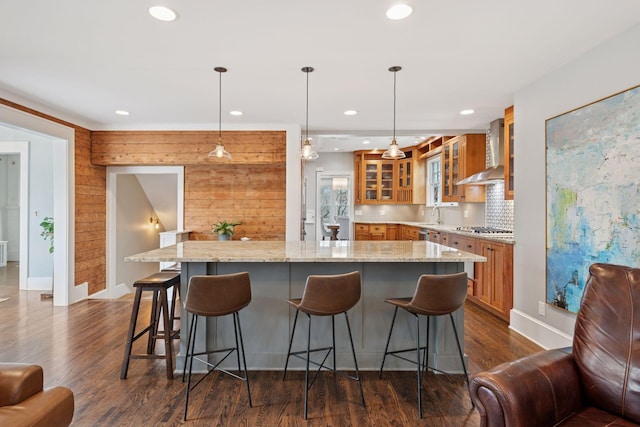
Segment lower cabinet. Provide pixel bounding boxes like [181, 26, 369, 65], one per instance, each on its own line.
[354, 223, 388, 240]
[401, 225, 420, 241]
[470, 239, 513, 322]
[386, 224, 399, 240]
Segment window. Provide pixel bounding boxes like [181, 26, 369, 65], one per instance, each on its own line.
[426, 156, 441, 206]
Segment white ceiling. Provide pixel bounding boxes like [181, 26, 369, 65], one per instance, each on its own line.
[1, 1, 639, 152]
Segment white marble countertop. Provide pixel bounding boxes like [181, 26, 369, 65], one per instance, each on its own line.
[125, 240, 486, 263]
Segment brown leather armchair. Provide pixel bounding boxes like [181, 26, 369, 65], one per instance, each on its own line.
[0, 363, 74, 427]
[470, 263, 640, 427]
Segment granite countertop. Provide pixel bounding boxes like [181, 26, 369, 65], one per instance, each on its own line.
[125, 240, 486, 263]
[354, 221, 515, 244]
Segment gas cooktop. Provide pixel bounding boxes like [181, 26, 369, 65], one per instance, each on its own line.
[456, 226, 513, 235]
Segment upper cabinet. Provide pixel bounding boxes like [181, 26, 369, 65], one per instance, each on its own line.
[442, 134, 486, 203]
[354, 148, 425, 204]
[504, 106, 514, 200]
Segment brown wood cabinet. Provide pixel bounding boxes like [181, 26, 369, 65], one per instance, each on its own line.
[471, 238, 513, 322]
[401, 225, 420, 241]
[442, 134, 486, 203]
[504, 106, 514, 200]
[448, 234, 477, 253]
[427, 229, 444, 244]
[354, 223, 388, 240]
[354, 149, 425, 205]
[386, 224, 399, 240]
[354, 223, 370, 240]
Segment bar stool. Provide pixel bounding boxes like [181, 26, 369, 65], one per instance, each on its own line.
[283, 271, 365, 420]
[182, 272, 252, 421]
[120, 271, 181, 380]
[378, 272, 472, 418]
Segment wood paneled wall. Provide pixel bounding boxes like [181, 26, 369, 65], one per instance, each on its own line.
[186, 164, 286, 240]
[74, 128, 106, 294]
[91, 131, 286, 165]
[0, 98, 107, 294]
[91, 130, 288, 241]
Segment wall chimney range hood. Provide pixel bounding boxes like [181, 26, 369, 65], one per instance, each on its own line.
[457, 118, 504, 185]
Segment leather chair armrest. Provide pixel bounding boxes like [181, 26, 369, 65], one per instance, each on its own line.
[0, 363, 44, 406]
[0, 386, 74, 427]
[470, 348, 583, 427]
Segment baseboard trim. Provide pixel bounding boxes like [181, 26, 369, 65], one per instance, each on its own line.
[27, 276, 52, 291]
[509, 309, 573, 350]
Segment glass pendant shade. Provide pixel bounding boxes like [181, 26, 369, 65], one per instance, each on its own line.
[208, 138, 232, 159]
[300, 138, 319, 160]
[381, 66, 406, 160]
[382, 138, 406, 159]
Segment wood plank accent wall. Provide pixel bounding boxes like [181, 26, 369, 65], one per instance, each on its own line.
[186, 164, 286, 240]
[91, 130, 287, 241]
[91, 131, 286, 165]
[0, 98, 107, 294]
[75, 128, 107, 294]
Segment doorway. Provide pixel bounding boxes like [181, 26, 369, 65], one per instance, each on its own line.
[316, 172, 353, 240]
[104, 166, 184, 299]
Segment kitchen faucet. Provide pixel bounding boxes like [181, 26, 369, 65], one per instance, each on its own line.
[431, 205, 442, 225]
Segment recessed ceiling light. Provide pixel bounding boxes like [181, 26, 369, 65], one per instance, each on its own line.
[344, 110, 358, 116]
[460, 109, 475, 115]
[115, 110, 130, 116]
[386, 4, 413, 20]
[362, 140, 371, 145]
[148, 6, 177, 22]
[230, 110, 243, 116]
[334, 148, 340, 151]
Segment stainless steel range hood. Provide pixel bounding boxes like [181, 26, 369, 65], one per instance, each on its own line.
[457, 118, 504, 185]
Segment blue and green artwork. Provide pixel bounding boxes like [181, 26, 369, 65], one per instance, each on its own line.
[545, 85, 640, 313]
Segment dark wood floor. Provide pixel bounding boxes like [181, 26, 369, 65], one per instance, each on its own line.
[0, 262, 542, 426]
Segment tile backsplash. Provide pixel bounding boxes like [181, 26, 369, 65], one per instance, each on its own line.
[486, 182, 514, 230]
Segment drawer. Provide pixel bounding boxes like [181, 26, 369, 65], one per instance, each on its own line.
[449, 235, 478, 254]
[369, 224, 387, 233]
[355, 223, 369, 232]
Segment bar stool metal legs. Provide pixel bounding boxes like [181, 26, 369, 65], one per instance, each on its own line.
[181, 272, 253, 421]
[378, 272, 473, 418]
[282, 271, 365, 420]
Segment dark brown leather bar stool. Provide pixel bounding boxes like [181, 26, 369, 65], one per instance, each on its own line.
[182, 272, 252, 421]
[283, 271, 365, 420]
[378, 272, 472, 418]
[120, 271, 181, 380]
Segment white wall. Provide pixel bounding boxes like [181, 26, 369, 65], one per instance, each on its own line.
[0, 126, 54, 277]
[115, 175, 162, 290]
[510, 23, 640, 349]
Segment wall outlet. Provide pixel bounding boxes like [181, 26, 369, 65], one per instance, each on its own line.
[379, 210, 385, 216]
[538, 301, 546, 316]
[355, 210, 362, 216]
[463, 209, 469, 218]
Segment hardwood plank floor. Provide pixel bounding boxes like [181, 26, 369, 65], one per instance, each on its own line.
[0, 262, 542, 426]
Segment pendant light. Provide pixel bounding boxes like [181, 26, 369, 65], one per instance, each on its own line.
[381, 66, 406, 160]
[208, 66, 232, 160]
[299, 66, 319, 160]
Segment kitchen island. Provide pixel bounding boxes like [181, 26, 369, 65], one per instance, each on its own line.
[126, 240, 485, 372]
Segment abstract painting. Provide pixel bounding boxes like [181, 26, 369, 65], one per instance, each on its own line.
[545, 84, 640, 313]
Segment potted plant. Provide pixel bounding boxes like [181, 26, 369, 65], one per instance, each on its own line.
[212, 220, 242, 241]
[40, 216, 54, 254]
